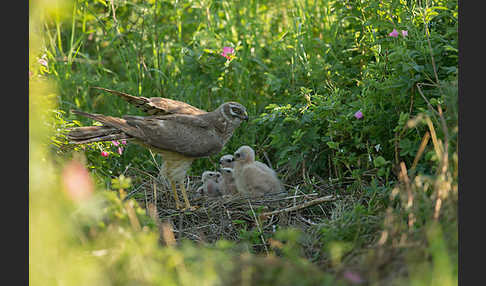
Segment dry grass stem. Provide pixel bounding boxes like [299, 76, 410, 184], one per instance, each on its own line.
[260, 195, 335, 218]
[248, 199, 270, 255]
[411, 131, 430, 170]
[119, 189, 142, 231]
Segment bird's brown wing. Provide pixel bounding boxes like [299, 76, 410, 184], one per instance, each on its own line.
[124, 115, 224, 158]
[72, 110, 222, 157]
[91, 87, 207, 116]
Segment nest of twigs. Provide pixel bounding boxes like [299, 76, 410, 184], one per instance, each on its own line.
[124, 166, 339, 250]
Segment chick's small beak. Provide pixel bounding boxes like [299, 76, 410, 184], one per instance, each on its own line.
[243, 112, 249, 121]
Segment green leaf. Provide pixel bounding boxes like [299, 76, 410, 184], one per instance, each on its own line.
[326, 141, 339, 150]
[373, 156, 388, 168]
[111, 175, 132, 190]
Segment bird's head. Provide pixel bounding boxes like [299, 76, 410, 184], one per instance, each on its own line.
[219, 154, 235, 168]
[220, 167, 234, 179]
[201, 171, 222, 183]
[219, 102, 249, 123]
[233, 145, 255, 165]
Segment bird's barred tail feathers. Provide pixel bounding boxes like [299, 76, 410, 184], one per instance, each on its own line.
[68, 110, 133, 144]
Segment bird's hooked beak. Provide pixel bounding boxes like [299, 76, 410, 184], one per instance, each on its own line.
[243, 111, 249, 121]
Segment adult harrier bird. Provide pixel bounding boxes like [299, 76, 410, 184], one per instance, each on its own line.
[68, 87, 248, 210]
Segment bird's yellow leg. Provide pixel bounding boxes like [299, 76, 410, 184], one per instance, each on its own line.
[180, 182, 196, 211]
[169, 180, 182, 209]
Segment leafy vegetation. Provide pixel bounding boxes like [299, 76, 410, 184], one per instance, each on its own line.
[30, 0, 457, 285]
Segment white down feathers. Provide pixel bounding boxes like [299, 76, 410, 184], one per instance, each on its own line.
[232, 146, 283, 197]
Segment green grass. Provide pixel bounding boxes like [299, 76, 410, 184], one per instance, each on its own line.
[31, 0, 458, 285]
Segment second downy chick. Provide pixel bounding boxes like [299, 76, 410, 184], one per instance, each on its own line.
[219, 154, 235, 169]
[220, 167, 238, 195]
[197, 171, 223, 198]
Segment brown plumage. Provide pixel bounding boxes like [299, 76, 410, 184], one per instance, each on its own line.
[91, 87, 206, 116]
[68, 88, 248, 210]
[232, 145, 283, 197]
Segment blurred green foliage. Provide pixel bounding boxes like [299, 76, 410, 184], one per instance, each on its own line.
[31, 0, 458, 285]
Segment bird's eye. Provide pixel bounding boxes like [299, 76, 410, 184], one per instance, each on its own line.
[235, 153, 241, 158]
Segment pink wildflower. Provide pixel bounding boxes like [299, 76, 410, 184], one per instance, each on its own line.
[221, 47, 234, 60]
[121, 140, 127, 145]
[388, 29, 399, 37]
[117, 147, 124, 155]
[112, 140, 120, 147]
[39, 59, 48, 67]
[343, 270, 364, 284]
[401, 30, 408, 37]
[38, 54, 48, 67]
[101, 151, 109, 157]
[354, 110, 363, 119]
[62, 159, 94, 202]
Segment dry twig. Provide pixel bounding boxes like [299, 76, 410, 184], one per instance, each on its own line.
[259, 195, 335, 218]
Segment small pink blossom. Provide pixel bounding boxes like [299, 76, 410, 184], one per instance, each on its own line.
[112, 140, 120, 147]
[354, 110, 363, 119]
[39, 59, 48, 67]
[117, 147, 124, 155]
[101, 151, 109, 157]
[343, 270, 364, 284]
[401, 30, 408, 37]
[38, 54, 48, 67]
[62, 159, 94, 202]
[121, 140, 127, 145]
[388, 29, 399, 37]
[222, 47, 234, 54]
[221, 47, 235, 60]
